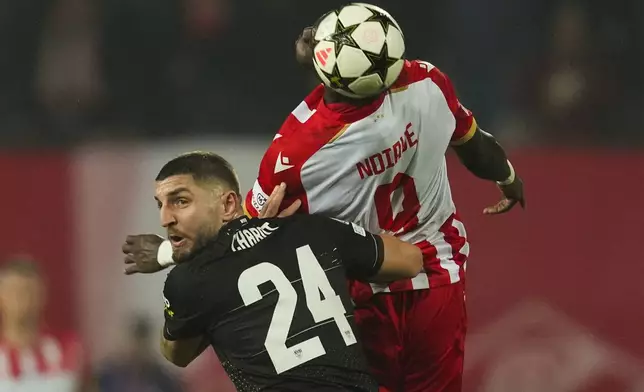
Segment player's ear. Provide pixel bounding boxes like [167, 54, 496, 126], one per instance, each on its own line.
[221, 190, 240, 221]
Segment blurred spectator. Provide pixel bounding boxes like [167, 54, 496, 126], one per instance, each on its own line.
[95, 315, 183, 392]
[97, 0, 182, 134]
[0, 257, 88, 391]
[0, 0, 642, 146]
[36, 0, 103, 141]
[0, 0, 55, 145]
[514, 1, 633, 145]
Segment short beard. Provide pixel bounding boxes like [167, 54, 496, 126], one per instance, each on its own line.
[172, 224, 220, 263]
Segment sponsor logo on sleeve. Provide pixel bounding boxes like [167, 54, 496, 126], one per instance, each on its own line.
[163, 296, 174, 318]
[251, 181, 270, 212]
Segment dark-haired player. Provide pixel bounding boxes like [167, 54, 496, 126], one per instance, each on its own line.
[131, 151, 423, 391]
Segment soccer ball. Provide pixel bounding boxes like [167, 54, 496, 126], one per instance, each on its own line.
[311, 3, 405, 99]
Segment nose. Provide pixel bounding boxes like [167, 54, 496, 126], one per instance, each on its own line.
[160, 206, 176, 228]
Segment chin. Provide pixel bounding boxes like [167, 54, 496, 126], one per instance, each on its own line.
[172, 247, 193, 264]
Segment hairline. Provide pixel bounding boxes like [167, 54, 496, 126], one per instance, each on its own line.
[0, 260, 42, 281]
[156, 173, 239, 196]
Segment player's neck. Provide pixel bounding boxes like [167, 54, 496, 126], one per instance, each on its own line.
[323, 87, 378, 107]
[228, 208, 245, 222]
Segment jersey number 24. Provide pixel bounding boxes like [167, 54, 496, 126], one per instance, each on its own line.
[238, 245, 357, 374]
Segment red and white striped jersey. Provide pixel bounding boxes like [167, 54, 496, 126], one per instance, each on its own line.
[244, 60, 476, 298]
[0, 332, 83, 392]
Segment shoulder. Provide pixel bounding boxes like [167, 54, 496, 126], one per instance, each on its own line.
[391, 60, 461, 111]
[391, 59, 433, 88]
[258, 87, 348, 181]
[391, 60, 451, 93]
[163, 261, 218, 319]
[163, 263, 198, 301]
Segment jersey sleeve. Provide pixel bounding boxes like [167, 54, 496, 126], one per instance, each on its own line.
[243, 85, 340, 217]
[244, 136, 308, 217]
[395, 60, 477, 145]
[162, 269, 210, 341]
[310, 216, 385, 280]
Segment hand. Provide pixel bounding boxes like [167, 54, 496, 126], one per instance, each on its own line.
[295, 26, 315, 67]
[483, 176, 526, 215]
[258, 183, 302, 219]
[122, 234, 167, 275]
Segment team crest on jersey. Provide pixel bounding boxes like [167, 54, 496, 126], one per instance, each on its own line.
[251, 181, 269, 212]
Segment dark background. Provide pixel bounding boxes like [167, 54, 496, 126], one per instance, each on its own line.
[0, 0, 642, 147]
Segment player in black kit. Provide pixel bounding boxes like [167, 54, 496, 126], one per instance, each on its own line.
[125, 152, 422, 391]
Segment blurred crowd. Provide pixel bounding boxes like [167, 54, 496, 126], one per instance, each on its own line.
[0, 255, 236, 392]
[0, 0, 642, 148]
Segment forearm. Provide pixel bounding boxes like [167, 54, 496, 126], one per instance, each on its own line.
[453, 128, 512, 182]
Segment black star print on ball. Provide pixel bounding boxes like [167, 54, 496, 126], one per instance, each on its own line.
[333, 21, 359, 55]
[363, 37, 398, 83]
[328, 61, 358, 91]
[360, 13, 399, 83]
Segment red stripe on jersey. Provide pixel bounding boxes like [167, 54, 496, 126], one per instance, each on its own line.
[316, 92, 385, 124]
[438, 216, 467, 282]
[418, 214, 468, 287]
[245, 85, 347, 217]
[0, 332, 82, 380]
[426, 67, 474, 141]
[390, 60, 432, 89]
[8, 347, 20, 378]
[34, 346, 48, 374]
[301, 84, 326, 116]
[391, 60, 475, 142]
[350, 213, 468, 301]
[387, 277, 414, 292]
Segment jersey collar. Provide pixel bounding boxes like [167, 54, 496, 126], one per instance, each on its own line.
[316, 92, 386, 124]
[203, 216, 251, 259]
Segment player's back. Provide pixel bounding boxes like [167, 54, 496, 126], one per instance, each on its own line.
[164, 215, 379, 392]
[246, 60, 472, 293]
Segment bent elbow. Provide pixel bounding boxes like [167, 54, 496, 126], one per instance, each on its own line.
[160, 342, 193, 368]
[173, 360, 191, 368]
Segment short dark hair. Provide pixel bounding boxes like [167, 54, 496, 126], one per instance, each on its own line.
[0, 256, 41, 278]
[156, 152, 241, 195]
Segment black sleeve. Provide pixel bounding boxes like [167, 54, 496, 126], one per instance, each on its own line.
[311, 216, 385, 280]
[162, 268, 211, 341]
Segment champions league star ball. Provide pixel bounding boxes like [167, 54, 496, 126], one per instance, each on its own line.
[312, 3, 405, 99]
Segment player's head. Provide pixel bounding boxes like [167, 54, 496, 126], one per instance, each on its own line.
[155, 152, 242, 263]
[0, 257, 45, 327]
[305, 3, 406, 99]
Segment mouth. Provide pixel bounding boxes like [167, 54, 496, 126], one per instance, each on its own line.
[168, 235, 187, 247]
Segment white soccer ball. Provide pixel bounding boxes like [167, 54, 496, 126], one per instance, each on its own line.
[311, 3, 405, 99]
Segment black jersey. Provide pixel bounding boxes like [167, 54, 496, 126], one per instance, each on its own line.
[162, 215, 384, 392]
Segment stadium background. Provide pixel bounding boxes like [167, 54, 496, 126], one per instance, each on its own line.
[1, 0, 643, 391]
